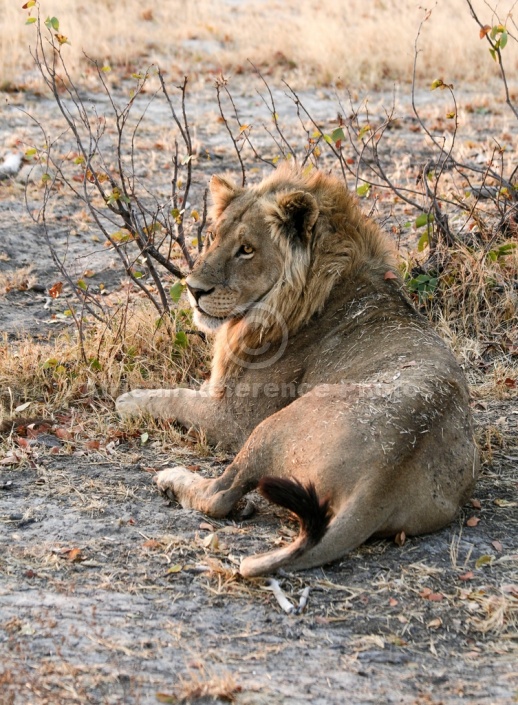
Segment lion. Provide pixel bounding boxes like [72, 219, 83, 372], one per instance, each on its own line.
[116, 164, 479, 577]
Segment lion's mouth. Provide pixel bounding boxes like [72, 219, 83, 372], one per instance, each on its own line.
[193, 299, 260, 334]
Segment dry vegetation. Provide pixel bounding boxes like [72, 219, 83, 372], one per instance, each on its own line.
[2, 0, 518, 89]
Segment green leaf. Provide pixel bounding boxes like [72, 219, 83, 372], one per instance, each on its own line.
[323, 134, 333, 145]
[175, 331, 188, 348]
[356, 183, 371, 198]
[417, 230, 429, 252]
[171, 208, 182, 223]
[415, 212, 435, 228]
[500, 31, 508, 49]
[331, 127, 345, 143]
[76, 279, 87, 291]
[170, 281, 185, 303]
[489, 48, 497, 61]
[102, 65, 111, 73]
[25, 148, 37, 158]
[22, 1, 36, 8]
[475, 554, 493, 569]
[166, 564, 182, 574]
[41, 173, 51, 183]
[357, 124, 371, 140]
[431, 78, 444, 90]
[25, 16, 37, 24]
[89, 357, 102, 371]
[45, 16, 59, 31]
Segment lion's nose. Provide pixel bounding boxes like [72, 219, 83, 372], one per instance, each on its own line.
[186, 281, 215, 304]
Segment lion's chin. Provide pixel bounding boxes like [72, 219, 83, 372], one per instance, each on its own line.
[193, 308, 229, 334]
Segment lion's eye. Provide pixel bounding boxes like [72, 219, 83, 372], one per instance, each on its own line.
[236, 244, 254, 257]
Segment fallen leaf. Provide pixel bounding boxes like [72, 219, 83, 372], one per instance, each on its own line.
[187, 464, 201, 472]
[389, 597, 398, 607]
[143, 539, 160, 550]
[48, 282, 63, 298]
[199, 522, 214, 531]
[155, 694, 177, 704]
[202, 532, 220, 550]
[85, 440, 100, 450]
[491, 540, 503, 552]
[493, 498, 517, 507]
[394, 530, 406, 546]
[67, 548, 84, 562]
[459, 571, 474, 581]
[466, 516, 480, 527]
[14, 401, 32, 413]
[470, 498, 481, 509]
[420, 588, 444, 601]
[427, 617, 442, 629]
[54, 427, 73, 441]
[475, 554, 493, 569]
[166, 564, 182, 574]
[0, 455, 20, 466]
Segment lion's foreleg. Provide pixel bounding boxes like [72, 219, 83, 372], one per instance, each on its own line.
[116, 387, 205, 420]
[116, 387, 243, 447]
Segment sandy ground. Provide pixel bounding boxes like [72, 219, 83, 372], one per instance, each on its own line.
[0, 73, 517, 704]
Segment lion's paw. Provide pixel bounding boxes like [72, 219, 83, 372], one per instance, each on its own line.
[115, 389, 153, 417]
[155, 466, 201, 505]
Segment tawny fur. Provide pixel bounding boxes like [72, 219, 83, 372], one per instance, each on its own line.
[116, 164, 479, 577]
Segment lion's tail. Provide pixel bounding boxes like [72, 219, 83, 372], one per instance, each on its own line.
[239, 477, 332, 578]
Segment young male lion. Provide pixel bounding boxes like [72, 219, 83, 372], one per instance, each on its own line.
[116, 165, 479, 577]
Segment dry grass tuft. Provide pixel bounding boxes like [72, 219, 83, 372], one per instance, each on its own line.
[3, 0, 518, 89]
[0, 265, 37, 294]
[157, 667, 241, 703]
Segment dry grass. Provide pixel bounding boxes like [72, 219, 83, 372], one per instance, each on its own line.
[0, 264, 37, 294]
[2, 0, 518, 89]
[0, 297, 210, 426]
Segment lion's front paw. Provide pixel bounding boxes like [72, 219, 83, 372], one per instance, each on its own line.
[155, 466, 202, 507]
[116, 389, 154, 417]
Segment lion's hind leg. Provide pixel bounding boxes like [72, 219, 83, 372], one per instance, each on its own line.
[155, 464, 249, 519]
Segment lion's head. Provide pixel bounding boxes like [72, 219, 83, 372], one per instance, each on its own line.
[186, 164, 396, 388]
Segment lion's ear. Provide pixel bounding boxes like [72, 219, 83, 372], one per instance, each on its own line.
[275, 191, 319, 243]
[210, 174, 242, 216]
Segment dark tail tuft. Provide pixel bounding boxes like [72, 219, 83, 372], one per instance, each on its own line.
[258, 477, 332, 547]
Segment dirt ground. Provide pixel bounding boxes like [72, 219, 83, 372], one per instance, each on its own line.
[0, 73, 517, 705]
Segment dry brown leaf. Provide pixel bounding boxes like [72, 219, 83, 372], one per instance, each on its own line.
[48, 281, 63, 298]
[54, 427, 73, 441]
[420, 588, 444, 601]
[427, 617, 442, 629]
[67, 548, 83, 562]
[470, 498, 481, 509]
[491, 540, 503, 552]
[466, 516, 481, 527]
[199, 522, 214, 531]
[143, 539, 161, 550]
[394, 530, 406, 546]
[459, 571, 474, 581]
